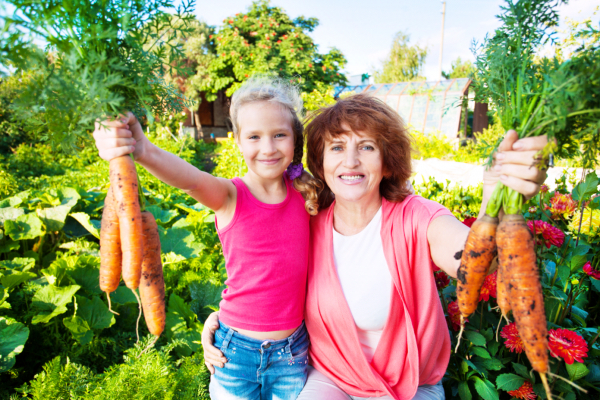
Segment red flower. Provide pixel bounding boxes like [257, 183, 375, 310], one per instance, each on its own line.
[245, 74, 249, 78]
[308, 63, 313, 68]
[546, 192, 577, 219]
[527, 220, 565, 248]
[501, 322, 524, 353]
[548, 328, 588, 364]
[243, 16, 248, 21]
[228, 20, 233, 24]
[479, 272, 497, 301]
[322, 66, 327, 72]
[435, 271, 450, 290]
[508, 381, 537, 400]
[290, 42, 294, 46]
[259, 23, 263, 27]
[447, 301, 465, 331]
[583, 261, 600, 280]
[540, 184, 549, 193]
[277, 40, 282, 43]
[209, 34, 213, 39]
[462, 217, 477, 228]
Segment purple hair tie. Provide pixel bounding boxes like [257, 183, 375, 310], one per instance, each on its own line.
[286, 162, 303, 180]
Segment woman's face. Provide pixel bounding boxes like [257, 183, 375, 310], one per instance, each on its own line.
[322, 124, 385, 206]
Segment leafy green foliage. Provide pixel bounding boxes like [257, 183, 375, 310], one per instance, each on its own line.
[3, 0, 196, 152]
[442, 57, 476, 79]
[196, 0, 346, 101]
[373, 31, 427, 83]
[472, 0, 600, 168]
[0, 317, 29, 372]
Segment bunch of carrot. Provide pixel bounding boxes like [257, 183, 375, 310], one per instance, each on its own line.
[99, 155, 166, 340]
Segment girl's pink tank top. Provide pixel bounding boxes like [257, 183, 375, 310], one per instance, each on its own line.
[215, 173, 310, 331]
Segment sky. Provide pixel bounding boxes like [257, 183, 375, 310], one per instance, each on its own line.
[192, 0, 599, 81]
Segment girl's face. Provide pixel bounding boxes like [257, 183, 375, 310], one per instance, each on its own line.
[236, 101, 295, 182]
[323, 125, 385, 206]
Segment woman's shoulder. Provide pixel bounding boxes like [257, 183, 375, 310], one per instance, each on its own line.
[383, 195, 453, 226]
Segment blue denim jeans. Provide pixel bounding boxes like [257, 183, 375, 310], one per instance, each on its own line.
[209, 320, 310, 400]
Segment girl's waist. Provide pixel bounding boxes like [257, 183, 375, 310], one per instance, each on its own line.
[216, 319, 308, 350]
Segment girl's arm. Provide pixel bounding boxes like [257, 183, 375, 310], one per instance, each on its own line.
[201, 312, 227, 374]
[427, 130, 548, 278]
[94, 113, 235, 213]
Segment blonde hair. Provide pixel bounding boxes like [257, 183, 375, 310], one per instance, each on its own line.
[230, 76, 322, 215]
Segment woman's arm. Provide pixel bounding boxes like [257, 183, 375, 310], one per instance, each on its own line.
[428, 130, 548, 278]
[94, 113, 235, 213]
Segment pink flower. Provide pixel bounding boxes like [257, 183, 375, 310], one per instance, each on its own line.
[546, 192, 577, 219]
[501, 322, 524, 354]
[435, 271, 450, 290]
[527, 220, 565, 248]
[508, 381, 537, 400]
[462, 217, 477, 228]
[540, 184, 549, 193]
[548, 328, 588, 364]
[479, 272, 497, 301]
[447, 301, 464, 331]
[583, 261, 600, 280]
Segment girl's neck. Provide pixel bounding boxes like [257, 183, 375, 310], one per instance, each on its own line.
[240, 171, 287, 204]
[333, 195, 382, 236]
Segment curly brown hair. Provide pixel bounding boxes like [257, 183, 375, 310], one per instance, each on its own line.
[305, 93, 414, 210]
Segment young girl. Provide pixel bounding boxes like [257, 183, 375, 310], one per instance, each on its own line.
[94, 77, 321, 400]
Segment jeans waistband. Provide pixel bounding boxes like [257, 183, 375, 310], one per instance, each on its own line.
[217, 320, 307, 352]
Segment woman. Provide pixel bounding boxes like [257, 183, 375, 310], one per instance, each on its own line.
[202, 94, 548, 399]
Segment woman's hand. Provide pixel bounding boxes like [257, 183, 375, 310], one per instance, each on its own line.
[483, 130, 548, 200]
[202, 312, 227, 374]
[93, 112, 148, 162]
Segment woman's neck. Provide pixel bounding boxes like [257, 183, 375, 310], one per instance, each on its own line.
[241, 172, 287, 204]
[333, 195, 382, 236]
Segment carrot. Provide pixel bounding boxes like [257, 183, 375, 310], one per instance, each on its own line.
[139, 211, 165, 336]
[99, 187, 122, 314]
[495, 259, 511, 340]
[455, 214, 499, 348]
[497, 213, 550, 397]
[109, 155, 144, 290]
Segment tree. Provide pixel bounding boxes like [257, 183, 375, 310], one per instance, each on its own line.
[193, 0, 347, 102]
[374, 31, 427, 83]
[442, 57, 476, 79]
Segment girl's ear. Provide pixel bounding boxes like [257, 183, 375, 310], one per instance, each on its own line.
[234, 135, 243, 154]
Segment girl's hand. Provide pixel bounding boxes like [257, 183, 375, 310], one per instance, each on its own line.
[93, 112, 147, 162]
[202, 312, 227, 374]
[483, 130, 548, 200]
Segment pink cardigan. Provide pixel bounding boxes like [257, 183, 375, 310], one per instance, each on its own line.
[305, 196, 453, 400]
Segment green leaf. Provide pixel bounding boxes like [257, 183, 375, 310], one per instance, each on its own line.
[41, 258, 70, 286]
[458, 381, 472, 400]
[189, 280, 225, 322]
[572, 245, 591, 257]
[557, 265, 571, 285]
[76, 295, 115, 330]
[0, 191, 30, 209]
[109, 286, 138, 305]
[512, 362, 531, 379]
[0, 228, 3, 240]
[0, 240, 19, 254]
[570, 255, 587, 272]
[461, 360, 469, 374]
[472, 377, 499, 400]
[0, 317, 29, 372]
[1, 271, 37, 291]
[63, 315, 93, 345]
[159, 227, 204, 259]
[146, 205, 178, 226]
[4, 213, 45, 240]
[58, 188, 81, 207]
[471, 347, 491, 359]
[496, 373, 525, 391]
[566, 361, 589, 381]
[37, 205, 72, 231]
[478, 358, 503, 371]
[31, 285, 80, 324]
[533, 383, 547, 399]
[0, 257, 35, 271]
[488, 340, 500, 357]
[591, 279, 600, 293]
[465, 331, 487, 347]
[0, 207, 25, 225]
[165, 294, 202, 357]
[573, 172, 599, 202]
[69, 213, 100, 239]
[67, 256, 101, 295]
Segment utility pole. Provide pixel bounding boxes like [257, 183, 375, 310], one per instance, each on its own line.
[438, 1, 446, 80]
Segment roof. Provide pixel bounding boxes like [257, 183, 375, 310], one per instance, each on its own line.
[334, 78, 471, 138]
